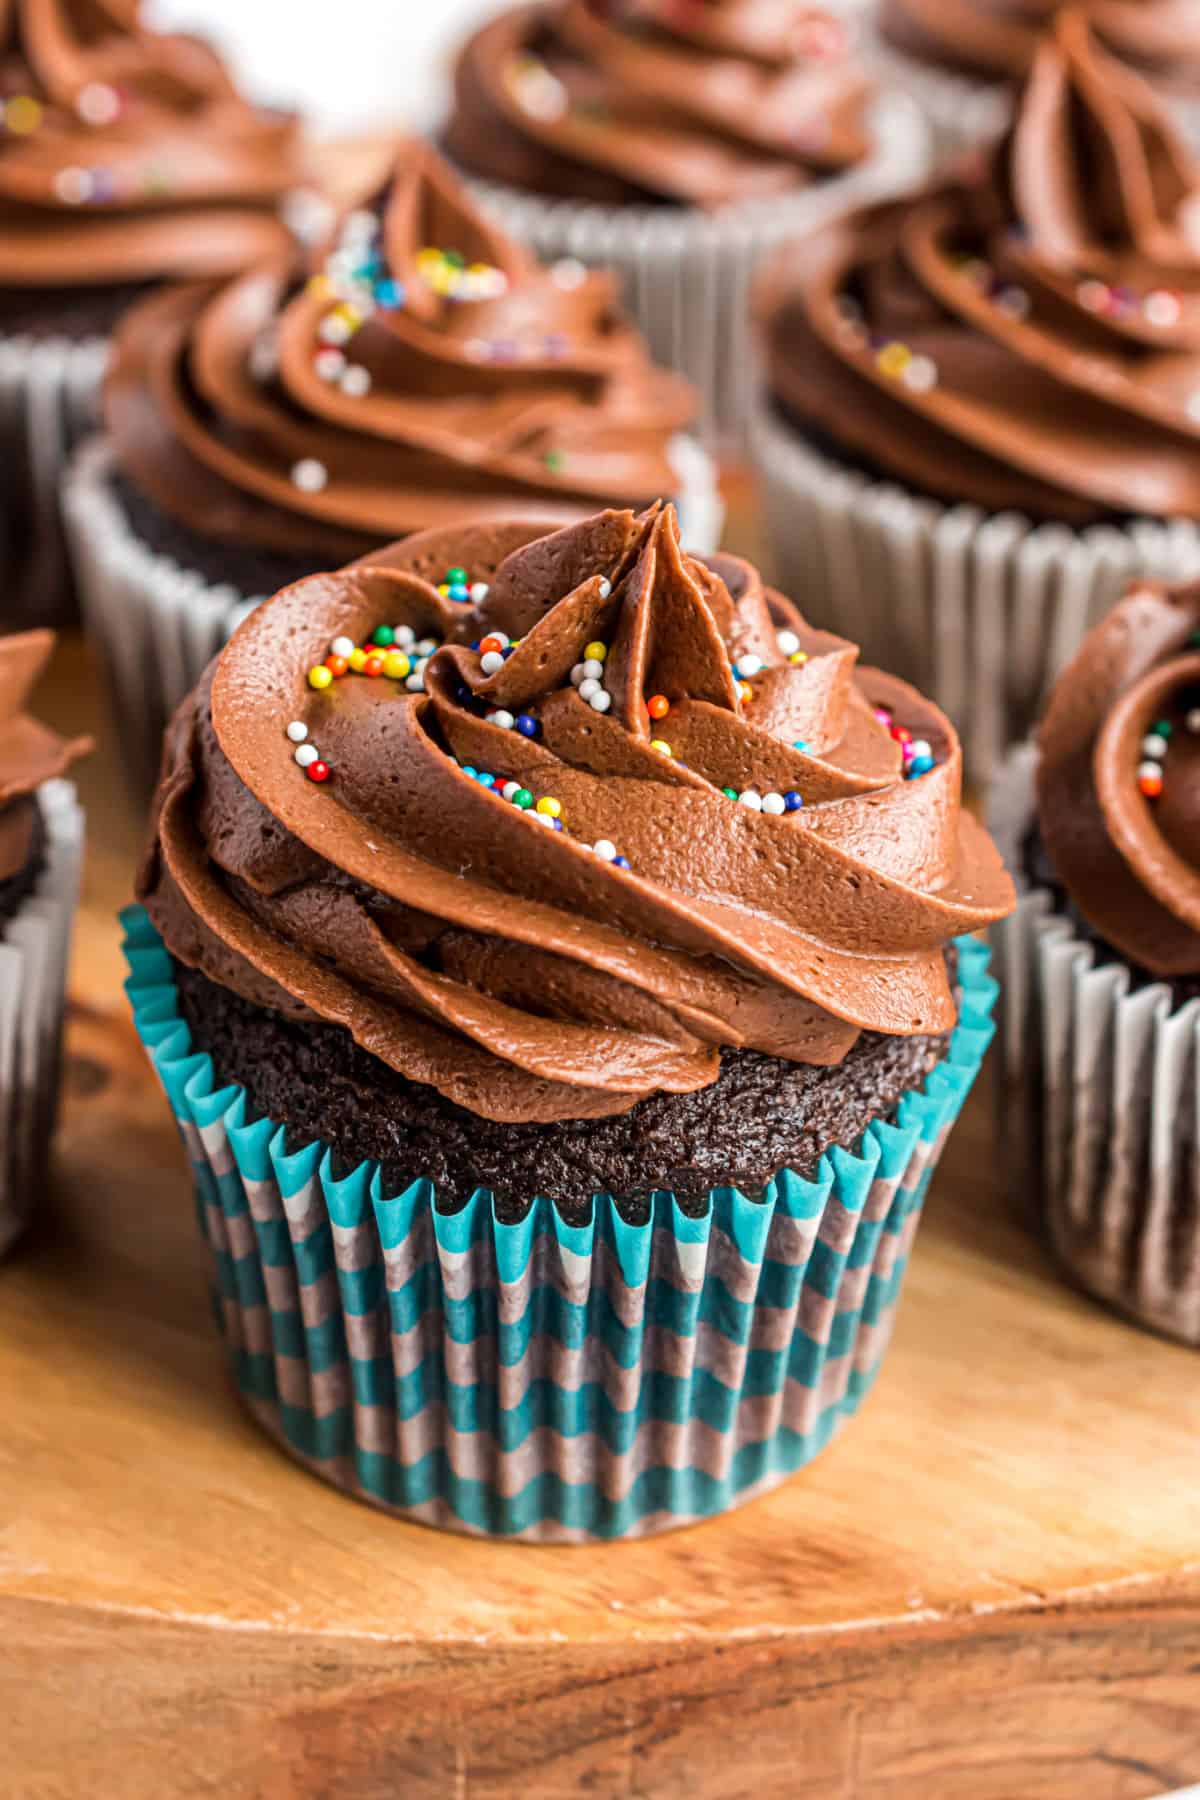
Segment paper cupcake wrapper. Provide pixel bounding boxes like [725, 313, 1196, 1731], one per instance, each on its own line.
[463, 91, 929, 452]
[123, 905, 995, 1540]
[64, 434, 725, 800]
[0, 781, 85, 1257]
[0, 331, 108, 631]
[752, 408, 1200, 783]
[990, 746, 1200, 1346]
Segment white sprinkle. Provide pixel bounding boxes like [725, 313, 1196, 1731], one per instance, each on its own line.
[581, 658, 604, 682]
[315, 347, 346, 382]
[340, 364, 372, 397]
[776, 629, 801, 657]
[282, 187, 334, 245]
[471, 582, 490, 604]
[405, 672, 425, 692]
[738, 790, 764, 811]
[552, 257, 588, 290]
[77, 81, 120, 125]
[294, 744, 319, 768]
[535, 810, 557, 826]
[737, 654, 764, 678]
[1145, 289, 1181, 328]
[1137, 760, 1163, 783]
[330, 636, 355, 660]
[55, 166, 93, 205]
[393, 626, 414, 648]
[502, 780, 521, 802]
[318, 312, 354, 347]
[578, 677, 601, 701]
[761, 792, 786, 815]
[480, 650, 505, 675]
[1188, 708, 1200, 733]
[908, 738, 933, 762]
[343, 208, 377, 244]
[589, 689, 612, 713]
[593, 839, 617, 861]
[491, 709, 515, 730]
[1187, 393, 1200, 422]
[598, 578, 612, 599]
[571, 663, 587, 686]
[1141, 733, 1169, 760]
[903, 355, 938, 393]
[291, 458, 328, 493]
[286, 720, 308, 743]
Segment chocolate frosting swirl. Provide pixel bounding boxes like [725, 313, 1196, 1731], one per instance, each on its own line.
[881, 0, 1200, 95]
[0, 0, 299, 289]
[444, 0, 873, 209]
[0, 630, 91, 882]
[138, 506, 1014, 1125]
[106, 145, 697, 563]
[1037, 579, 1200, 976]
[759, 10, 1200, 522]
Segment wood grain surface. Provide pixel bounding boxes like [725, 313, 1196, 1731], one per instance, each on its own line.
[1, 632, 1198, 1800]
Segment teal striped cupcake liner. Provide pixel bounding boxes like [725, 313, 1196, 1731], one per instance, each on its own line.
[123, 906, 997, 1541]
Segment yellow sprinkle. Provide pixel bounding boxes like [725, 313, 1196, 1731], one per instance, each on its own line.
[307, 273, 333, 301]
[876, 341, 911, 378]
[788, 650, 809, 666]
[308, 665, 333, 690]
[438, 583, 450, 597]
[649, 739, 673, 757]
[6, 96, 42, 134]
[333, 303, 362, 330]
[738, 681, 753, 703]
[349, 648, 368, 672]
[536, 796, 562, 818]
[383, 651, 411, 680]
[584, 641, 607, 663]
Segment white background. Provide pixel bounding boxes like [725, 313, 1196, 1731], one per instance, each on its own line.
[149, 0, 497, 135]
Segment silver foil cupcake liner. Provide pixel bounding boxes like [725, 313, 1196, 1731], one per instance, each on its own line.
[991, 745, 1200, 1346]
[752, 409, 1200, 782]
[0, 780, 85, 1257]
[463, 92, 929, 452]
[63, 432, 723, 797]
[0, 332, 108, 631]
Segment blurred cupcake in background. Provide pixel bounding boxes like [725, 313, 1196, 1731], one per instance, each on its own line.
[65, 143, 719, 792]
[991, 578, 1200, 1345]
[442, 0, 928, 446]
[754, 10, 1200, 780]
[869, 0, 1200, 159]
[0, 630, 89, 1256]
[125, 502, 1010, 1538]
[0, 0, 301, 630]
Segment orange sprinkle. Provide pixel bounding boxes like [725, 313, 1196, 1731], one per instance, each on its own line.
[646, 694, 670, 720]
[1138, 771, 1164, 798]
[363, 653, 385, 677]
[325, 654, 348, 678]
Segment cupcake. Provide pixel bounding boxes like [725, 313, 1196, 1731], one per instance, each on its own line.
[0, 631, 89, 1255]
[0, 0, 301, 631]
[754, 10, 1200, 781]
[442, 1, 928, 446]
[871, 0, 1200, 158]
[125, 502, 1012, 1539]
[65, 143, 721, 794]
[992, 578, 1200, 1343]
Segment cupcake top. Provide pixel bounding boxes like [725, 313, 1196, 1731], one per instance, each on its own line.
[758, 10, 1200, 522]
[443, 0, 874, 209]
[1037, 579, 1200, 977]
[880, 0, 1200, 95]
[0, 0, 299, 292]
[106, 145, 697, 564]
[139, 504, 1014, 1125]
[0, 630, 90, 886]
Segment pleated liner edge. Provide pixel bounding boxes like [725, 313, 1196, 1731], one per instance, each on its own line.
[123, 906, 996, 1541]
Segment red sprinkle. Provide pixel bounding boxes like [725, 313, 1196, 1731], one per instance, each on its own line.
[325, 654, 348, 678]
[307, 760, 331, 783]
[890, 724, 912, 745]
[647, 694, 670, 720]
[479, 634, 506, 657]
[363, 653, 385, 677]
[1138, 770, 1163, 799]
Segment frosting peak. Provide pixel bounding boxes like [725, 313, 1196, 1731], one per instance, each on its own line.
[1037, 579, 1200, 976]
[138, 508, 1014, 1125]
[444, 1, 874, 210]
[759, 11, 1200, 521]
[0, 0, 300, 288]
[106, 143, 696, 559]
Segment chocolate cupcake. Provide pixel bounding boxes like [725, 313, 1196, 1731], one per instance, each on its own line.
[754, 11, 1200, 779]
[65, 143, 721, 795]
[992, 578, 1200, 1344]
[442, 1, 928, 445]
[870, 0, 1200, 158]
[0, 0, 300, 630]
[0, 631, 89, 1254]
[125, 503, 1012, 1538]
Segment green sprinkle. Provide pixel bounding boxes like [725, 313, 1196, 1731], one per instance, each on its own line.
[371, 625, 395, 648]
[446, 566, 467, 585]
[444, 249, 465, 268]
[514, 788, 534, 810]
[544, 451, 565, 472]
[722, 787, 739, 800]
[1153, 718, 1173, 738]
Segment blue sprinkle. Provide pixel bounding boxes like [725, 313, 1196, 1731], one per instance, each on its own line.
[502, 644, 516, 658]
[784, 791, 804, 811]
[551, 818, 563, 831]
[515, 713, 540, 739]
[375, 279, 405, 309]
[793, 740, 809, 752]
[906, 756, 934, 779]
[470, 639, 481, 651]
[449, 584, 470, 604]
[462, 765, 477, 779]
[613, 855, 631, 869]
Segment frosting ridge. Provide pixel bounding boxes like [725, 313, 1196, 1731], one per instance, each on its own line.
[0, 629, 91, 880]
